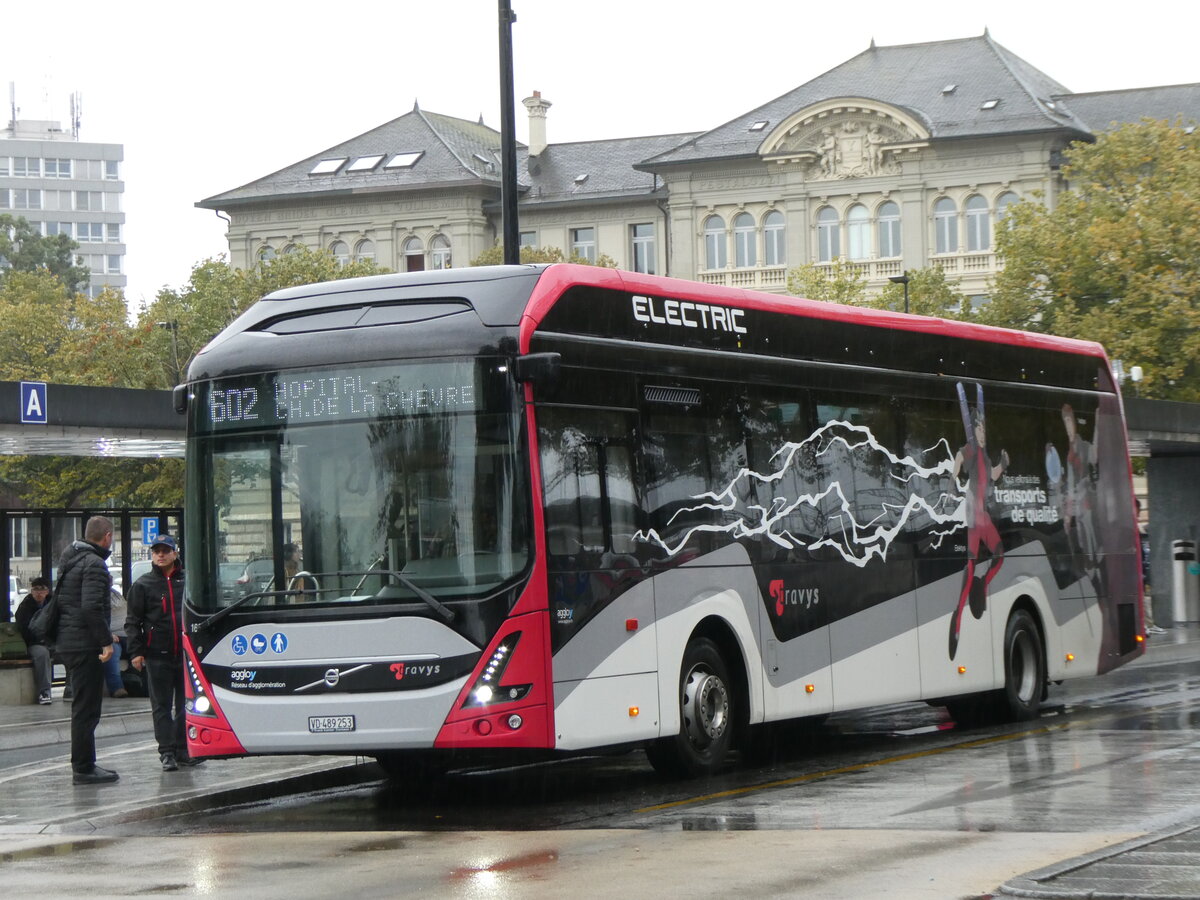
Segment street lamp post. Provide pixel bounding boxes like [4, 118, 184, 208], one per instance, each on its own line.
[889, 272, 911, 315]
[156, 321, 180, 386]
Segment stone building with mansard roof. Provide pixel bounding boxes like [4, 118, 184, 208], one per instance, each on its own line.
[197, 32, 1199, 300]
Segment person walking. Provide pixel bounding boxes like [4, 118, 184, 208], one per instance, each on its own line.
[55, 515, 120, 785]
[125, 535, 200, 771]
[14, 577, 54, 705]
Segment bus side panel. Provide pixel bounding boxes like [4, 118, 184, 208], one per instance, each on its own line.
[551, 580, 660, 749]
[830, 584, 923, 711]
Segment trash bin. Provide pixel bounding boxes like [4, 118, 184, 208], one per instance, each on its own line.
[1171, 540, 1200, 625]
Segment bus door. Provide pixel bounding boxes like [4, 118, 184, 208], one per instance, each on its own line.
[537, 405, 660, 749]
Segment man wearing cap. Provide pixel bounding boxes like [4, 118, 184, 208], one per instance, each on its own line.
[125, 535, 200, 771]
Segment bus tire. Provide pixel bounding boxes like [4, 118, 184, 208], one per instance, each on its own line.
[999, 609, 1044, 721]
[646, 637, 734, 778]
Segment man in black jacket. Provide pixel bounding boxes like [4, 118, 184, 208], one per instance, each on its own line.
[56, 516, 119, 785]
[125, 535, 199, 771]
[14, 577, 53, 704]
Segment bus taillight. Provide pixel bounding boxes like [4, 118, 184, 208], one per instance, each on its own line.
[183, 635, 246, 757]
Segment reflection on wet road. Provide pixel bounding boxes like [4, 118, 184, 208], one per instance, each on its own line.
[148, 658, 1200, 839]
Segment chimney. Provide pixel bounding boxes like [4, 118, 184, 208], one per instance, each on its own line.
[522, 90, 552, 157]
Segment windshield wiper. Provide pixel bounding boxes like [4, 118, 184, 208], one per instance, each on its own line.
[379, 569, 455, 623]
[200, 589, 277, 629]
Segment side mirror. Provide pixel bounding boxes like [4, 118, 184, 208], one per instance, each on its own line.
[172, 384, 189, 414]
[514, 352, 561, 385]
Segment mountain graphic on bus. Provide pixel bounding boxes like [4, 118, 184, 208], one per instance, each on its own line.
[635, 419, 967, 566]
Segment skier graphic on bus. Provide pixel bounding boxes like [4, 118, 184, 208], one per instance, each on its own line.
[949, 383, 1009, 660]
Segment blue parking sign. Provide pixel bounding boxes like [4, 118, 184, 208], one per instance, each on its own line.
[20, 382, 47, 424]
[142, 517, 160, 545]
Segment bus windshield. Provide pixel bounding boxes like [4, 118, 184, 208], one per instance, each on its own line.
[185, 357, 530, 613]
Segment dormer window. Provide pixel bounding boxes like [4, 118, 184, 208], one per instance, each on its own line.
[749, 120, 769, 132]
[309, 158, 346, 175]
[981, 99, 1000, 110]
[942, 84, 957, 94]
[573, 173, 589, 185]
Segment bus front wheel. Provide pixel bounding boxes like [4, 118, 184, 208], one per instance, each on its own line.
[646, 637, 734, 778]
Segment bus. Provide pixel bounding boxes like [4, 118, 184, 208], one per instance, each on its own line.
[180, 264, 1145, 777]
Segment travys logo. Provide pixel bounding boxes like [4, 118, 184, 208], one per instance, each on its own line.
[769, 579, 821, 616]
[389, 661, 442, 681]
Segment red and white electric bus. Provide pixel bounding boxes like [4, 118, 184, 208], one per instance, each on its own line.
[180, 264, 1145, 776]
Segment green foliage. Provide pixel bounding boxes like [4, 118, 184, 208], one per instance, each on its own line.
[869, 266, 967, 318]
[470, 243, 617, 267]
[785, 258, 869, 305]
[990, 119, 1200, 399]
[0, 214, 90, 293]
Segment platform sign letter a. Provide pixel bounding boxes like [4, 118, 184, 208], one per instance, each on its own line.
[20, 382, 48, 425]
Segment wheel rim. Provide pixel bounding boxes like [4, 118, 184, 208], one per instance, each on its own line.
[1009, 628, 1038, 704]
[682, 665, 729, 750]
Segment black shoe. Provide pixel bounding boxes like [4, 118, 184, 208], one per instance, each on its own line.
[73, 766, 119, 785]
[177, 754, 204, 767]
[161, 753, 178, 772]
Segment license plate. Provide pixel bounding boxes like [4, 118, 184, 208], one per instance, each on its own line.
[308, 715, 355, 733]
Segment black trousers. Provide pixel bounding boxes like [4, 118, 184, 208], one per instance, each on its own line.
[60, 650, 104, 773]
[145, 656, 187, 757]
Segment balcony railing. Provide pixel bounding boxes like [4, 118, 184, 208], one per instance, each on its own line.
[697, 266, 789, 290]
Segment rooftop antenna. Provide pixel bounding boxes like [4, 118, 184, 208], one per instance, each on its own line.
[8, 82, 15, 131]
[70, 91, 82, 137]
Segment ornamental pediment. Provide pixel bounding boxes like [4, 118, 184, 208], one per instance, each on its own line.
[759, 99, 930, 180]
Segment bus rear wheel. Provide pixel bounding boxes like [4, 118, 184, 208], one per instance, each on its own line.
[999, 609, 1044, 721]
[646, 637, 734, 778]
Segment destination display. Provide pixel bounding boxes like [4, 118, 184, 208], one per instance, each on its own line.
[196, 360, 483, 433]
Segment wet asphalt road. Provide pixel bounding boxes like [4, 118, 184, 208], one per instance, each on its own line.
[3, 642, 1199, 898]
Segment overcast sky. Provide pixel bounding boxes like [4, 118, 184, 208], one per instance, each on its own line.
[4, 0, 1198, 310]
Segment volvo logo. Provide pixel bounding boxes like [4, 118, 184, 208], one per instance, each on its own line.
[295, 663, 371, 693]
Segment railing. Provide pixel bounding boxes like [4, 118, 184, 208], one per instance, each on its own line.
[697, 266, 788, 290]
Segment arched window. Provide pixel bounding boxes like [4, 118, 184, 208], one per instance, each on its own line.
[995, 191, 1019, 228]
[847, 204, 870, 260]
[733, 212, 756, 268]
[257, 245, 276, 264]
[965, 195, 990, 252]
[355, 239, 376, 264]
[704, 215, 727, 270]
[817, 206, 840, 262]
[282, 244, 301, 256]
[330, 240, 349, 266]
[934, 197, 957, 254]
[402, 236, 423, 272]
[430, 234, 452, 270]
[763, 210, 785, 266]
[877, 201, 901, 258]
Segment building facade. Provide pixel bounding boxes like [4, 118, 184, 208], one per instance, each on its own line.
[1, 117, 125, 298]
[199, 34, 1199, 300]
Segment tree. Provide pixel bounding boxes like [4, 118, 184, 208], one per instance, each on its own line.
[989, 119, 1200, 400]
[140, 248, 391, 389]
[0, 214, 90, 293]
[470, 243, 618, 267]
[785, 258, 869, 305]
[869, 266, 967, 318]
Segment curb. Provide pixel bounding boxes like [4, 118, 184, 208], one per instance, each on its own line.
[0, 709, 153, 752]
[1001, 821, 1200, 899]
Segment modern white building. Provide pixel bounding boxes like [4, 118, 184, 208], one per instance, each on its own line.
[199, 33, 1199, 300]
[1, 115, 125, 298]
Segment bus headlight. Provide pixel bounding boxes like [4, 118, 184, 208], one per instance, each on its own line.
[462, 632, 532, 708]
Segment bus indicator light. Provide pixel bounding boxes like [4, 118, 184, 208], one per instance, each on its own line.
[958, 666, 967, 675]
[475, 719, 493, 736]
[1066, 653, 1075, 662]
[805, 684, 815, 694]
[626, 619, 638, 631]
[629, 707, 639, 717]
[508, 714, 524, 729]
